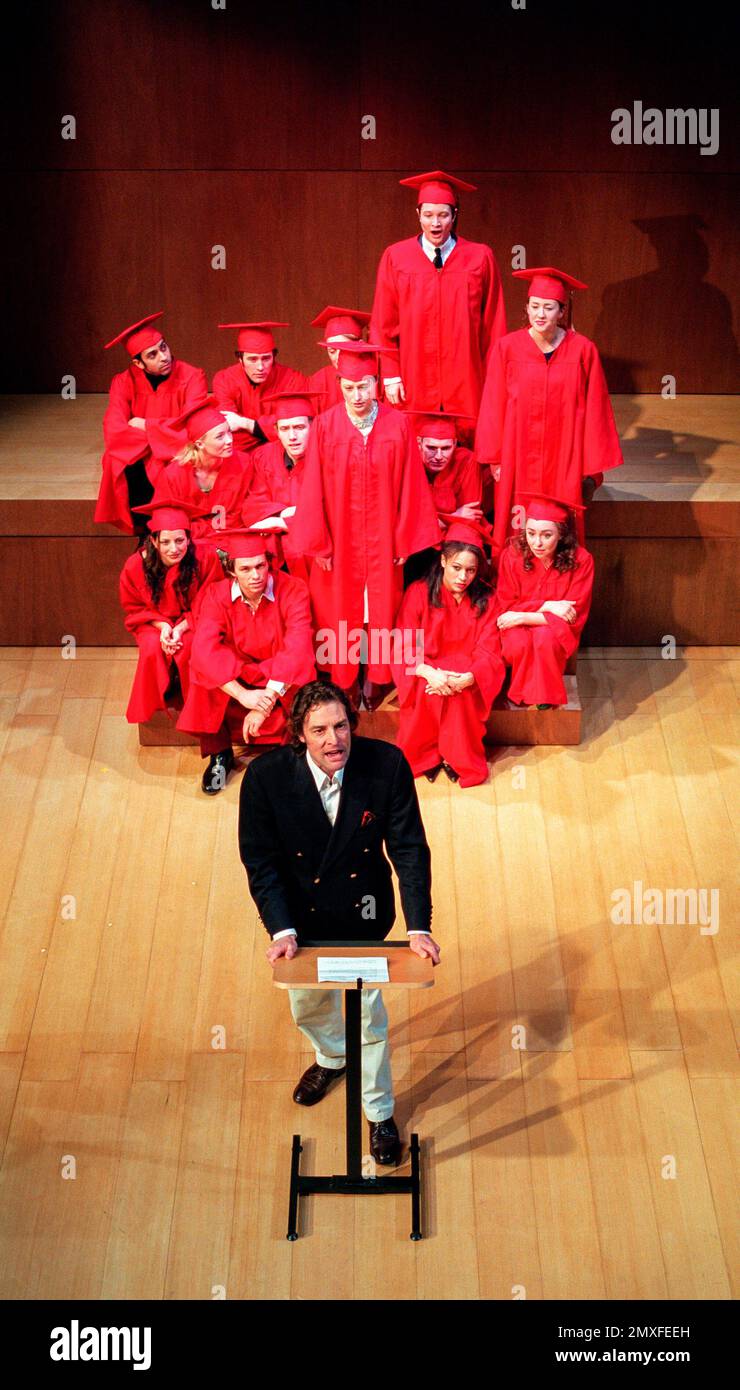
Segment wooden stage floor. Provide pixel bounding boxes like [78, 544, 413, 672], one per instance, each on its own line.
[1, 393, 739, 502]
[0, 646, 736, 1300]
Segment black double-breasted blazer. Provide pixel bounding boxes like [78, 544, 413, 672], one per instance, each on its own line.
[238, 736, 432, 942]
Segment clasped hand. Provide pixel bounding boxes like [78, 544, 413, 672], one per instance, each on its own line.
[423, 666, 473, 696]
[159, 623, 183, 656]
[242, 688, 277, 741]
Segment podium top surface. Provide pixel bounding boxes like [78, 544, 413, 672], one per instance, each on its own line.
[272, 944, 435, 991]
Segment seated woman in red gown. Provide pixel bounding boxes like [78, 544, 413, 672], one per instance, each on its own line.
[159, 396, 257, 544]
[391, 518, 505, 787]
[119, 498, 222, 724]
[494, 495, 594, 708]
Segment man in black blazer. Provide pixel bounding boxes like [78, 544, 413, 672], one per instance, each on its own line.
[238, 679, 439, 1165]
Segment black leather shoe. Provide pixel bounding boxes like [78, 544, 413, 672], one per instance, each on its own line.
[369, 1117, 402, 1166]
[423, 763, 444, 783]
[441, 761, 460, 783]
[201, 748, 234, 795]
[293, 1062, 346, 1106]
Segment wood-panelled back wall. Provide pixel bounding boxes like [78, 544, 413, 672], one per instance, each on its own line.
[5, 0, 738, 394]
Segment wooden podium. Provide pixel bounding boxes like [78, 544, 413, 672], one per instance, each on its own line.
[273, 942, 434, 1241]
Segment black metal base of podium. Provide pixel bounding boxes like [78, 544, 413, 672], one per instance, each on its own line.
[286, 977, 423, 1240]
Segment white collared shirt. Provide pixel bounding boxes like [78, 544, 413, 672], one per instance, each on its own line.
[419, 231, 457, 266]
[230, 574, 276, 606]
[230, 574, 286, 697]
[305, 748, 345, 826]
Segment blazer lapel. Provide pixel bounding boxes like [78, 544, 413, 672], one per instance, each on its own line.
[292, 755, 333, 853]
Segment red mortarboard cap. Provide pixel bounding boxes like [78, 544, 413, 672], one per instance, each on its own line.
[218, 526, 285, 559]
[336, 341, 396, 381]
[518, 492, 586, 523]
[104, 311, 164, 356]
[399, 169, 477, 205]
[438, 514, 493, 550]
[129, 499, 206, 533]
[261, 390, 324, 420]
[512, 266, 589, 301]
[170, 395, 227, 441]
[412, 409, 475, 441]
[310, 305, 371, 340]
[218, 321, 288, 352]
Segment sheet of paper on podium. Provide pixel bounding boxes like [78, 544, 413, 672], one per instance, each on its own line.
[317, 956, 390, 984]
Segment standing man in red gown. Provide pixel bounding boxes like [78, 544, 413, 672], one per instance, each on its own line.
[308, 305, 372, 410]
[475, 267, 623, 553]
[370, 170, 506, 417]
[178, 528, 315, 794]
[290, 344, 440, 702]
[95, 312, 208, 535]
[213, 322, 308, 453]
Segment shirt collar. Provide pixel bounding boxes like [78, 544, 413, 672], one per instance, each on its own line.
[305, 748, 345, 791]
[420, 231, 456, 261]
[231, 573, 275, 605]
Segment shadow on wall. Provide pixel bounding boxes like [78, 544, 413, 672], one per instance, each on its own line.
[595, 215, 740, 393]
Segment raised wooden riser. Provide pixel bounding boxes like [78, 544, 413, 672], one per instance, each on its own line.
[138, 673, 582, 749]
[1, 497, 738, 647]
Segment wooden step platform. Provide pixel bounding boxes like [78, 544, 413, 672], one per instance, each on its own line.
[1, 393, 739, 646]
[139, 674, 582, 749]
[485, 674, 581, 747]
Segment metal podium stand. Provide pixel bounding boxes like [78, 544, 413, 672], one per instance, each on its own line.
[272, 942, 434, 1241]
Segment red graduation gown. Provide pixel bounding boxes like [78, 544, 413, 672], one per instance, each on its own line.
[178, 572, 315, 738]
[308, 362, 343, 411]
[494, 543, 594, 706]
[370, 236, 507, 415]
[118, 542, 222, 722]
[158, 451, 257, 542]
[426, 445, 482, 518]
[290, 403, 440, 687]
[475, 329, 623, 552]
[95, 359, 208, 534]
[246, 441, 310, 581]
[211, 361, 309, 452]
[391, 581, 504, 787]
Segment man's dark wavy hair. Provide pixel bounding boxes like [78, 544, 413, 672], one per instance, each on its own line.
[289, 679, 359, 751]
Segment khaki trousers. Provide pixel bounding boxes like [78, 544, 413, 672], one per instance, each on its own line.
[289, 987, 394, 1121]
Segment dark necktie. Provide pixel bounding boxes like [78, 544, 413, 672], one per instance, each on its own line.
[433, 247, 443, 270]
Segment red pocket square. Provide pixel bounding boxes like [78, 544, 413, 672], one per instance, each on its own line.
[361, 810, 377, 827]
